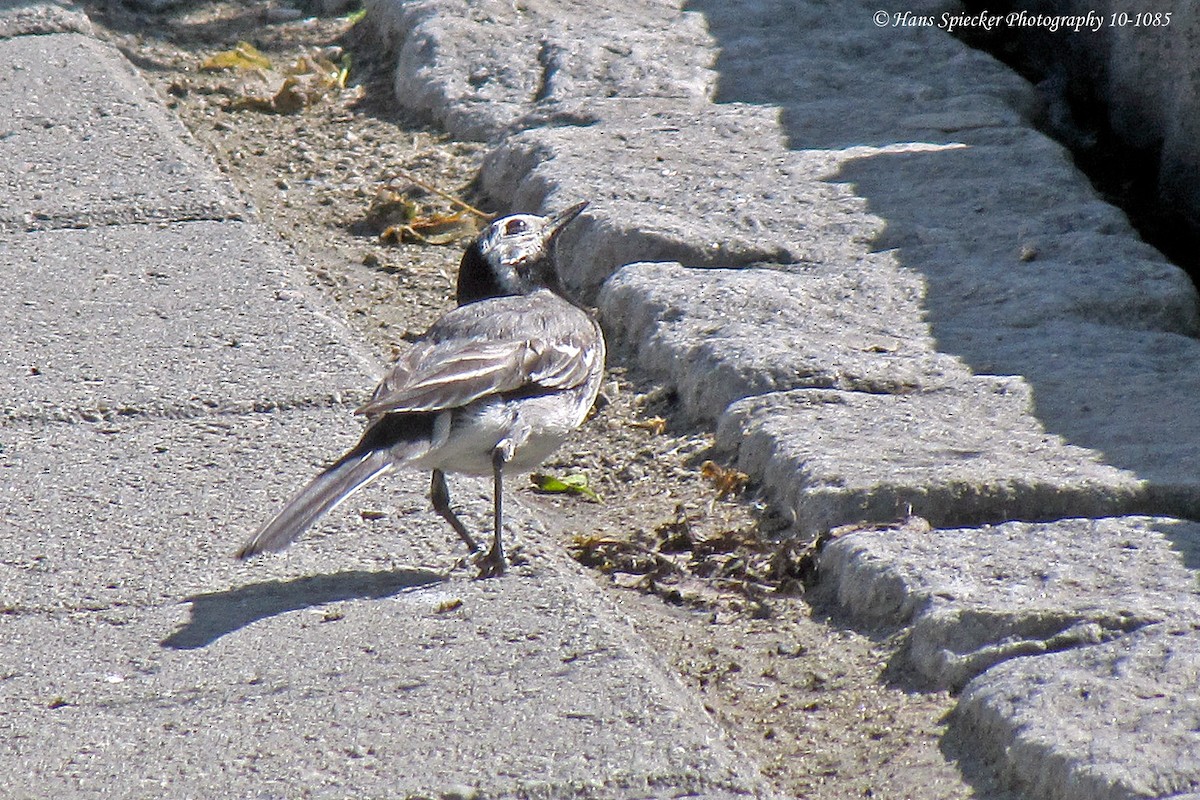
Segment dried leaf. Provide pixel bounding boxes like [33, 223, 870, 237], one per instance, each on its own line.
[336, 53, 352, 89]
[269, 74, 307, 113]
[409, 211, 481, 242]
[381, 211, 482, 246]
[630, 416, 667, 435]
[389, 168, 492, 221]
[531, 472, 601, 503]
[225, 49, 351, 113]
[201, 41, 271, 72]
[700, 460, 748, 498]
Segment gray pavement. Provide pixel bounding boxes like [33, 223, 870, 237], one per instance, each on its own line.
[362, 0, 1200, 797]
[0, 2, 774, 797]
[6, 0, 1200, 797]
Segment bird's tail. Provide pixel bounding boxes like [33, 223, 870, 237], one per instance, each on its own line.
[236, 448, 395, 560]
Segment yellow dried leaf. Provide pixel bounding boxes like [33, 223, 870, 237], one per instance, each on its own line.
[224, 48, 352, 114]
[382, 211, 482, 246]
[269, 75, 307, 114]
[201, 41, 271, 72]
[630, 416, 667, 435]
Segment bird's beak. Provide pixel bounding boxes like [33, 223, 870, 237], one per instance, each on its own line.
[542, 201, 589, 244]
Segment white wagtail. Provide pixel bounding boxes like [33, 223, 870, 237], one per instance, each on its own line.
[236, 202, 604, 577]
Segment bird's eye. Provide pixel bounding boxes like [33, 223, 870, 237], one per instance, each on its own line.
[504, 219, 529, 236]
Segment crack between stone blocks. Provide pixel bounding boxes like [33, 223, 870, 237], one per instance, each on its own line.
[0, 392, 371, 431]
[532, 38, 557, 105]
[13, 210, 248, 235]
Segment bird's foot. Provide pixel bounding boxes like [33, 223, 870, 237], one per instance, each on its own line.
[473, 545, 507, 579]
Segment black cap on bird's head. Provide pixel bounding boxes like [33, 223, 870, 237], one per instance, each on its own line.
[455, 202, 588, 306]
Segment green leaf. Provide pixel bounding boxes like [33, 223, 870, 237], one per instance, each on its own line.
[531, 472, 601, 503]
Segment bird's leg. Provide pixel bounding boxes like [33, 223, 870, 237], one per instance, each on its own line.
[430, 469, 480, 553]
[474, 446, 510, 579]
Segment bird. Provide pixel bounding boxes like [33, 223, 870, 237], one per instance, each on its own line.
[235, 202, 604, 578]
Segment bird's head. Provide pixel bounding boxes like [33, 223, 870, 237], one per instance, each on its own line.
[455, 202, 588, 306]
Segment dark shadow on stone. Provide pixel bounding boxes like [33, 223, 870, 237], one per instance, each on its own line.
[1153, 517, 1200, 571]
[682, 4, 1200, 795]
[939, 715, 1024, 800]
[685, 0, 1200, 524]
[161, 567, 442, 649]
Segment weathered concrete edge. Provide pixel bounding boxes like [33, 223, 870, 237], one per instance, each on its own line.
[0, 30, 245, 232]
[357, 1, 1200, 796]
[0, 0, 92, 38]
[946, 618, 1200, 800]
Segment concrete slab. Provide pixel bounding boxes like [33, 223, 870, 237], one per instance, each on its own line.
[690, 0, 1037, 144]
[0, 401, 770, 798]
[834, 141, 1200, 336]
[0, 408, 504, 613]
[0, 570, 768, 798]
[951, 621, 1200, 800]
[715, 381, 1147, 537]
[816, 516, 1200, 690]
[363, 0, 715, 140]
[1, 222, 376, 423]
[0, 0, 91, 38]
[599, 259, 970, 423]
[0, 32, 236, 230]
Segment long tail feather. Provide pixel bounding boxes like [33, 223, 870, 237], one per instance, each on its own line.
[236, 449, 394, 559]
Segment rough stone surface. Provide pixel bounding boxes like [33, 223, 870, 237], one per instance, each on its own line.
[716, 382, 1147, 537]
[1, 222, 376, 424]
[951, 621, 1200, 800]
[1, 604, 764, 799]
[932, 319, 1200, 511]
[479, 99, 914, 300]
[0, 409, 455, 613]
[834, 142, 1200, 336]
[599, 259, 970, 423]
[358, 1, 1200, 797]
[7, 0, 1198, 795]
[691, 0, 1040, 144]
[976, 1, 1200, 224]
[0, 32, 236, 230]
[0, 0, 91, 37]
[0, 409, 767, 797]
[363, 0, 715, 140]
[0, 8, 777, 796]
[817, 516, 1200, 690]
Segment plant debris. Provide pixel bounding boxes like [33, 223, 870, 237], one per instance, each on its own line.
[202, 43, 353, 113]
[200, 40, 271, 72]
[365, 172, 490, 246]
[381, 209, 480, 245]
[531, 472, 601, 503]
[569, 503, 809, 616]
[629, 416, 667, 435]
[700, 460, 749, 498]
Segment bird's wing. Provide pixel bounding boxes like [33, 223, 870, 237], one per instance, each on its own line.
[356, 298, 600, 417]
